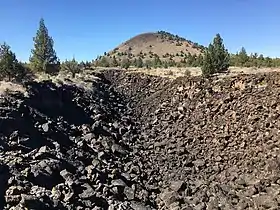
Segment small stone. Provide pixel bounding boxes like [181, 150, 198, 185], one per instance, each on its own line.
[111, 144, 126, 155]
[42, 123, 49, 132]
[130, 201, 152, 210]
[111, 179, 127, 187]
[160, 190, 180, 206]
[124, 186, 135, 200]
[170, 180, 185, 192]
[79, 183, 95, 199]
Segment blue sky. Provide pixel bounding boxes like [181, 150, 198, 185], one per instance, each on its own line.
[0, 0, 279, 61]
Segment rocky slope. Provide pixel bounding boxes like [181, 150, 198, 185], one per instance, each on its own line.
[2, 69, 280, 209]
[104, 70, 280, 209]
[0, 76, 155, 210]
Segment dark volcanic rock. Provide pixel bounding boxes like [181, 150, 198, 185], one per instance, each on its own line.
[0, 77, 154, 209]
[3, 69, 280, 209]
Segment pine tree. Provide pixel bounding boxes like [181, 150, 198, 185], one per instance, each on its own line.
[0, 43, 25, 81]
[202, 34, 230, 76]
[136, 57, 143, 68]
[29, 18, 59, 73]
[237, 47, 249, 67]
[201, 45, 215, 76]
[153, 55, 162, 68]
[121, 58, 130, 70]
[111, 56, 118, 67]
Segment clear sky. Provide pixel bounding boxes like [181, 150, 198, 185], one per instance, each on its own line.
[0, 0, 279, 61]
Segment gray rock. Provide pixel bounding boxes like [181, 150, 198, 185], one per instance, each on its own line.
[111, 179, 127, 187]
[130, 201, 152, 210]
[111, 143, 127, 155]
[42, 123, 49, 132]
[170, 180, 185, 192]
[160, 190, 180, 206]
[124, 186, 135, 200]
[79, 183, 95, 199]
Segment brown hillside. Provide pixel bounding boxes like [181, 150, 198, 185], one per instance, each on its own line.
[98, 31, 204, 64]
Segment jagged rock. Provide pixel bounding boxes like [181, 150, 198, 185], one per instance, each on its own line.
[42, 123, 49, 132]
[111, 179, 127, 187]
[78, 183, 95, 199]
[124, 186, 135, 200]
[130, 201, 152, 210]
[2, 70, 280, 209]
[170, 181, 185, 192]
[159, 190, 180, 206]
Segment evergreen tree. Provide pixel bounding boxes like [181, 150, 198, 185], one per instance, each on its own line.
[121, 58, 130, 70]
[99, 56, 110, 67]
[201, 45, 216, 76]
[0, 43, 25, 81]
[145, 60, 152, 69]
[202, 34, 230, 76]
[153, 55, 162, 68]
[237, 47, 249, 67]
[136, 57, 143, 68]
[111, 56, 118, 67]
[29, 18, 59, 73]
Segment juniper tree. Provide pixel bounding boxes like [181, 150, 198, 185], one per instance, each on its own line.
[29, 18, 59, 73]
[61, 58, 80, 78]
[237, 47, 249, 67]
[111, 56, 118, 67]
[121, 58, 130, 70]
[202, 33, 230, 76]
[0, 43, 25, 81]
[136, 57, 143, 68]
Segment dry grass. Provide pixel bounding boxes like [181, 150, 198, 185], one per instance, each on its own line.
[1, 66, 280, 96]
[0, 81, 27, 95]
[126, 67, 280, 79]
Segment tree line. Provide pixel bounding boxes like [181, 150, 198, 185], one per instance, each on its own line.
[0, 18, 86, 81]
[0, 18, 279, 81]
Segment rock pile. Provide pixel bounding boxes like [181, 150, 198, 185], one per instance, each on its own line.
[3, 69, 280, 209]
[0, 78, 154, 209]
[105, 70, 280, 209]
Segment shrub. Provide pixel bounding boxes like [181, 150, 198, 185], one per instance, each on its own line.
[121, 58, 130, 70]
[184, 69, 191, 77]
[0, 43, 27, 81]
[61, 58, 80, 78]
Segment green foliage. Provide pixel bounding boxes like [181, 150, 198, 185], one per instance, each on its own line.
[229, 48, 280, 68]
[29, 18, 59, 73]
[136, 57, 143, 68]
[0, 43, 26, 81]
[236, 47, 249, 67]
[61, 58, 80, 78]
[201, 48, 216, 76]
[152, 55, 162, 68]
[121, 58, 130, 70]
[98, 56, 110, 67]
[111, 56, 119, 67]
[202, 34, 230, 76]
[145, 60, 152, 69]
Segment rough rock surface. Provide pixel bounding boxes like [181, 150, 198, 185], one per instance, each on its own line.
[2, 69, 280, 209]
[104, 70, 280, 209]
[0, 77, 154, 209]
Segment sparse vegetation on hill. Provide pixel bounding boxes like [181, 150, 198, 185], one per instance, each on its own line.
[95, 31, 203, 68]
